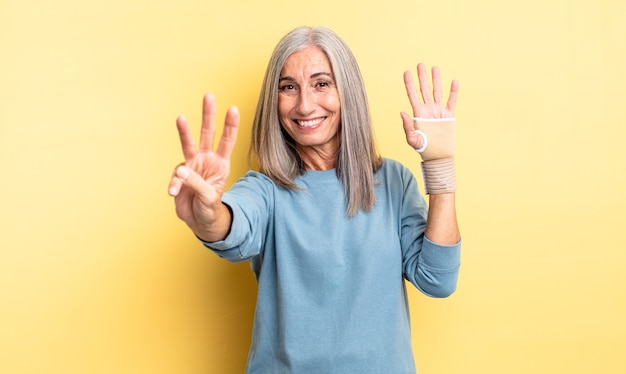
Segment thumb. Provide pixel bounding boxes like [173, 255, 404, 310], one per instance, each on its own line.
[400, 112, 414, 134]
[400, 112, 425, 150]
[175, 166, 215, 200]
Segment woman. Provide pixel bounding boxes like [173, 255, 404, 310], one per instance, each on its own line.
[168, 26, 461, 373]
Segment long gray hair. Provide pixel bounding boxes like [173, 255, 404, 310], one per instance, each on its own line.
[249, 26, 382, 216]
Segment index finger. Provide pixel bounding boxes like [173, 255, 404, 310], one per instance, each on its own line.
[403, 70, 421, 115]
[176, 115, 197, 162]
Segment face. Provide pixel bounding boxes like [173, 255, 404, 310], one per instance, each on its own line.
[277, 46, 341, 163]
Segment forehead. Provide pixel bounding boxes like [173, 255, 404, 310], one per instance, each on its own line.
[280, 46, 333, 77]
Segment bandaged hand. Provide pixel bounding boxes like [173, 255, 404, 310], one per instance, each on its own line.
[412, 117, 456, 161]
[401, 64, 459, 194]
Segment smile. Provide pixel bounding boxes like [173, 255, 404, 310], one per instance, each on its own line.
[296, 117, 326, 128]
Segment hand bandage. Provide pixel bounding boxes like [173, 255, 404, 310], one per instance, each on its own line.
[413, 117, 457, 194]
[412, 118, 456, 161]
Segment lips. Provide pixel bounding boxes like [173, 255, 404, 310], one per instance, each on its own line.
[296, 117, 325, 128]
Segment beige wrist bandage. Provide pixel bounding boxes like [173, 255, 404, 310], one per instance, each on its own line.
[421, 157, 457, 194]
[413, 118, 457, 194]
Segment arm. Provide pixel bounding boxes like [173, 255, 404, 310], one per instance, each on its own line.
[400, 63, 460, 245]
[168, 93, 240, 242]
[425, 193, 460, 245]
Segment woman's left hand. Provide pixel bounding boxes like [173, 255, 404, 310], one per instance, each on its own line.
[400, 63, 459, 150]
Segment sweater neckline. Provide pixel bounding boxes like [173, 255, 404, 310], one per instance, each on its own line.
[299, 168, 338, 183]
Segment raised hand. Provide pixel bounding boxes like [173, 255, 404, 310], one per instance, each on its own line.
[168, 93, 240, 241]
[400, 63, 459, 150]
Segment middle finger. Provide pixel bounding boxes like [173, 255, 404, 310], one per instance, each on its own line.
[199, 93, 217, 153]
[431, 66, 442, 104]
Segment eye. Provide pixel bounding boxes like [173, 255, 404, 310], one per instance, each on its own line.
[314, 79, 335, 91]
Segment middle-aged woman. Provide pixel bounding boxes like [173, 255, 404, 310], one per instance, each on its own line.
[168, 26, 461, 373]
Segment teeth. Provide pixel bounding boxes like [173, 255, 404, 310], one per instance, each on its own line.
[298, 118, 324, 127]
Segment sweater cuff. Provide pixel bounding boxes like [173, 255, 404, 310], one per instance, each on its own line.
[198, 194, 247, 261]
[420, 236, 461, 272]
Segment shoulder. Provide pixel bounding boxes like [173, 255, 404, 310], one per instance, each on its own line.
[225, 170, 278, 200]
[232, 170, 275, 188]
[375, 158, 422, 200]
[220, 170, 278, 219]
[378, 158, 414, 181]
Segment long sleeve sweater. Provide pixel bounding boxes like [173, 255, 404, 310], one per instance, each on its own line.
[203, 158, 461, 373]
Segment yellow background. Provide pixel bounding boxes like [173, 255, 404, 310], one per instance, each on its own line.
[1, 0, 625, 372]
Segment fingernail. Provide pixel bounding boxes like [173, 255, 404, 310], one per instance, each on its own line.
[169, 186, 178, 196]
[176, 166, 189, 179]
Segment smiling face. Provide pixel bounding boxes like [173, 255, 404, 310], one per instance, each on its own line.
[277, 46, 341, 170]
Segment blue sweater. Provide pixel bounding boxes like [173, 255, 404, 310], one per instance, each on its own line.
[203, 158, 461, 373]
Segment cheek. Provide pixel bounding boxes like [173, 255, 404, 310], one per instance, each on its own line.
[277, 97, 291, 119]
[277, 101, 292, 132]
[320, 92, 341, 113]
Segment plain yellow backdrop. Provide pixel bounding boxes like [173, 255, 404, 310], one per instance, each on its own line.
[1, 0, 625, 373]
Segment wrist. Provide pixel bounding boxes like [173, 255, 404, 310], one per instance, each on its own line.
[191, 202, 233, 242]
[421, 157, 457, 194]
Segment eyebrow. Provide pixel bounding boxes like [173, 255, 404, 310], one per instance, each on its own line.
[278, 72, 334, 82]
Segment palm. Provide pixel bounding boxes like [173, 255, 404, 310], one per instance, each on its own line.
[171, 93, 239, 228]
[401, 63, 459, 149]
[412, 97, 456, 120]
[190, 151, 229, 193]
[177, 150, 229, 224]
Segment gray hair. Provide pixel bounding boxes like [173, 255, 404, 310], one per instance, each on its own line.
[249, 26, 382, 216]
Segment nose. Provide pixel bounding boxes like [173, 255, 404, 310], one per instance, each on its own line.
[296, 87, 315, 115]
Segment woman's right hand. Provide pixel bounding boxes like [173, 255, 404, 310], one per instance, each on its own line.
[168, 93, 240, 242]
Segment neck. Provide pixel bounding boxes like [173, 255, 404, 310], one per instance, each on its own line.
[297, 145, 338, 171]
